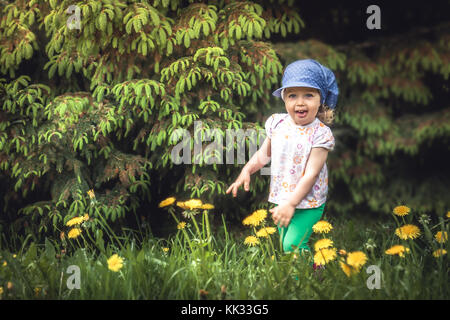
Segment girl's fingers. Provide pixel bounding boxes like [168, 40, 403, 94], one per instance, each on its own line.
[272, 212, 278, 224]
[226, 183, 236, 195]
[226, 182, 238, 194]
[232, 183, 240, 197]
[272, 211, 289, 227]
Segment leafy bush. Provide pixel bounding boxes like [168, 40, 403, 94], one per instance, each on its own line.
[0, 0, 303, 233]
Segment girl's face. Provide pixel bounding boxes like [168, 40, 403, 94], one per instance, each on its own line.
[284, 87, 321, 126]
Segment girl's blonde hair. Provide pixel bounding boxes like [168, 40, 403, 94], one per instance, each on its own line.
[317, 104, 335, 125]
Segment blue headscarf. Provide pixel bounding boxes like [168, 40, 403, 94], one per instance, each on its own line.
[272, 59, 339, 109]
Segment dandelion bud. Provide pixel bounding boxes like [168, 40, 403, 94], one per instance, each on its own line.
[199, 289, 209, 300]
[418, 214, 431, 225]
[220, 285, 227, 300]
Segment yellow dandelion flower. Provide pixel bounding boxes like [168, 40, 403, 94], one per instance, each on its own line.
[446, 211, 450, 218]
[177, 221, 186, 230]
[83, 214, 89, 221]
[346, 251, 368, 270]
[242, 214, 257, 226]
[243, 209, 267, 227]
[312, 221, 333, 234]
[87, 189, 95, 199]
[256, 227, 277, 238]
[0, 287, 3, 295]
[432, 249, 447, 258]
[107, 254, 124, 272]
[159, 197, 176, 208]
[163, 247, 169, 253]
[314, 238, 334, 252]
[340, 261, 359, 277]
[176, 201, 189, 210]
[2, 261, 6, 267]
[184, 199, 203, 210]
[385, 245, 410, 257]
[252, 209, 268, 223]
[393, 205, 410, 217]
[435, 231, 448, 243]
[66, 216, 85, 227]
[313, 247, 337, 266]
[67, 228, 82, 239]
[395, 224, 421, 240]
[34, 287, 41, 296]
[12, 254, 17, 258]
[244, 236, 260, 246]
[201, 203, 215, 210]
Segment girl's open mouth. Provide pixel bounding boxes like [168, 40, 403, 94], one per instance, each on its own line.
[295, 110, 308, 118]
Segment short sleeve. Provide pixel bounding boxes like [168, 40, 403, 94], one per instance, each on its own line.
[312, 124, 335, 151]
[264, 113, 284, 139]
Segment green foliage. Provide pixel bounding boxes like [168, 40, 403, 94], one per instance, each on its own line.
[0, 0, 303, 233]
[1, 0, 448, 237]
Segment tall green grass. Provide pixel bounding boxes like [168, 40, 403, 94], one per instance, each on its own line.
[0, 202, 448, 299]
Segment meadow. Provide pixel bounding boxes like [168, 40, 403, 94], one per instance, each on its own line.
[0, 195, 448, 300]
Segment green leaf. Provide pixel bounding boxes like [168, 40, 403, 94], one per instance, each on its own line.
[149, 8, 160, 26]
[159, 28, 166, 45]
[184, 33, 190, 48]
[45, 238, 56, 260]
[23, 242, 37, 264]
[236, 25, 241, 39]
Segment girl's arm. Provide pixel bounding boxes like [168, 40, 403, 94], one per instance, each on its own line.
[243, 136, 271, 175]
[287, 147, 329, 207]
[271, 147, 329, 227]
[226, 137, 271, 197]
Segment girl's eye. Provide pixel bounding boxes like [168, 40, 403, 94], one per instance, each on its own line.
[287, 92, 314, 99]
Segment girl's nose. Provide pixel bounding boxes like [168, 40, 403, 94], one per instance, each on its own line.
[296, 96, 306, 106]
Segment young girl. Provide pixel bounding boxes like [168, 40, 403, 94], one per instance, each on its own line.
[226, 59, 338, 258]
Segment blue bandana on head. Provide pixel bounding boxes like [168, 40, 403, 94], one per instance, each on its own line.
[272, 59, 339, 109]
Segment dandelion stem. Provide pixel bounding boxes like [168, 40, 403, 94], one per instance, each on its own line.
[191, 213, 203, 241]
[203, 210, 212, 252]
[95, 207, 125, 252]
[169, 210, 194, 253]
[221, 214, 229, 243]
[265, 227, 277, 258]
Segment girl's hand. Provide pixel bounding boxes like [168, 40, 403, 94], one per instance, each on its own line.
[226, 169, 251, 197]
[270, 202, 296, 228]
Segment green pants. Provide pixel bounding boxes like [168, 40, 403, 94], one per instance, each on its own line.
[276, 203, 325, 254]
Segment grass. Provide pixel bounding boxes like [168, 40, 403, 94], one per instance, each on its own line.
[0, 201, 448, 300]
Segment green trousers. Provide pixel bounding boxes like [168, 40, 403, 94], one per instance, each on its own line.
[275, 203, 325, 254]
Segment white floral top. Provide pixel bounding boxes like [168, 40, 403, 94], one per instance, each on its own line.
[264, 113, 335, 209]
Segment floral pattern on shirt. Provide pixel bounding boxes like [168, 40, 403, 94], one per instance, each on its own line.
[265, 113, 335, 209]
